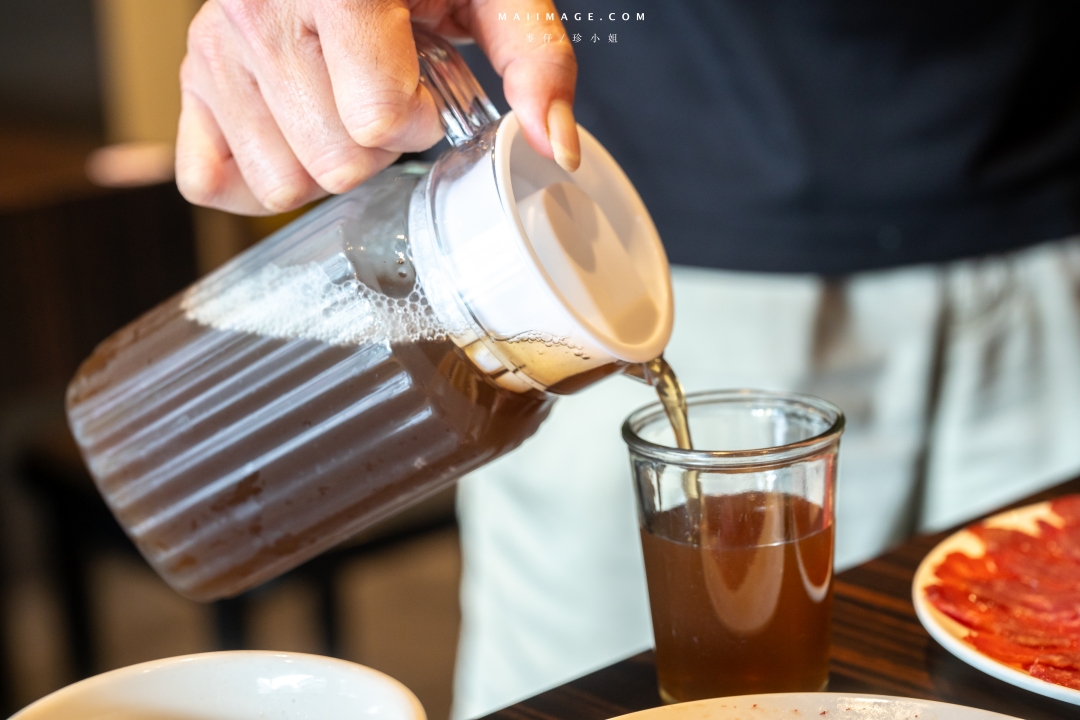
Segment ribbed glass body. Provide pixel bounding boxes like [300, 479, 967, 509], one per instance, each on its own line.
[67, 166, 553, 600]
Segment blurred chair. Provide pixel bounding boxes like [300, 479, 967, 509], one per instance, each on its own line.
[0, 515, 12, 717]
[0, 157, 200, 706]
[0, 183, 198, 395]
[14, 408, 125, 679]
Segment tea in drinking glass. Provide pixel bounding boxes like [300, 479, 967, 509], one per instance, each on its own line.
[623, 389, 843, 703]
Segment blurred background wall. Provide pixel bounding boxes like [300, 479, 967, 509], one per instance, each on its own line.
[0, 2, 461, 717]
[0, 0, 197, 141]
[97, 0, 263, 271]
[94, 0, 199, 144]
[0, 0, 104, 136]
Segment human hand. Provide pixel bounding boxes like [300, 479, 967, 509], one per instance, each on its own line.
[176, 0, 579, 215]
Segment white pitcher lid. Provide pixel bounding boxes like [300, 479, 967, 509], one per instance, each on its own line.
[411, 111, 673, 392]
[494, 113, 673, 364]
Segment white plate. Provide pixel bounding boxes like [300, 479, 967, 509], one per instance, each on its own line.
[9, 650, 426, 720]
[912, 500, 1080, 706]
[611, 693, 1018, 720]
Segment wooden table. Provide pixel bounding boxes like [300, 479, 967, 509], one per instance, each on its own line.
[488, 477, 1080, 720]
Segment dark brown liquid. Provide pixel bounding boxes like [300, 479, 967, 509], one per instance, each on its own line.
[640, 492, 833, 702]
[67, 295, 553, 600]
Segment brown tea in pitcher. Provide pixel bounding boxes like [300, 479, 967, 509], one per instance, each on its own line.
[67, 247, 556, 601]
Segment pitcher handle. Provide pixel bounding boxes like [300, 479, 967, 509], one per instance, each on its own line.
[414, 27, 501, 146]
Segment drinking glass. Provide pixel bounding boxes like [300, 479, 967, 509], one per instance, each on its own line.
[623, 389, 844, 703]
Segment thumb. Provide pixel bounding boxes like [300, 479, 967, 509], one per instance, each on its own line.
[465, 2, 580, 171]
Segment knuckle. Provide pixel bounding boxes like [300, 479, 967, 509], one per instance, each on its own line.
[311, 157, 368, 194]
[179, 55, 198, 90]
[241, 158, 319, 213]
[521, 45, 578, 77]
[259, 179, 312, 213]
[187, 8, 226, 66]
[314, 172, 357, 195]
[175, 155, 227, 208]
[187, 2, 213, 38]
[342, 97, 412, 148]
[215, 0, 264, 35]
[215, 0, 289, 55]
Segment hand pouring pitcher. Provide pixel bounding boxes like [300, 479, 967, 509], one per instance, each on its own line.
[66, 30, 673, 601]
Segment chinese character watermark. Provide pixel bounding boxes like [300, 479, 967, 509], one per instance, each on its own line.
[510, 10, 643, 47]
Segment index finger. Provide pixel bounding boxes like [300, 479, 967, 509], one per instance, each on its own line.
[457, 1, 580, 170]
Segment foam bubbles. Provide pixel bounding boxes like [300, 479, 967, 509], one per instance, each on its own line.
[506, 331, 588, 358]
[182, 261, 452, 347]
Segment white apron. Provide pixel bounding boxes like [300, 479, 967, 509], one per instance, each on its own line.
[452, 238, 1080, 720]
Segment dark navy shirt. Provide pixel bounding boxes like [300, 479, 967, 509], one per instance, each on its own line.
[465, 0, 1080, 274]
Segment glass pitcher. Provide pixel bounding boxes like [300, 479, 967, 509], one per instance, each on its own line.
[66, 30, 673, 601]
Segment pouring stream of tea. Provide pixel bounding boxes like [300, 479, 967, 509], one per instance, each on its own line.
[644, 356, 693, 453]
[642, 357, 701, 544]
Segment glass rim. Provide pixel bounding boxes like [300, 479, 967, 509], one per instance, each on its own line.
[621, 388, 845, 468]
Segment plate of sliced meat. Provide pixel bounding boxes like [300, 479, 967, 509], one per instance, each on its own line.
[913, 495, 1080, 705]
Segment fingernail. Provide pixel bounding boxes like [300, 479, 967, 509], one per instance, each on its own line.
[547, 99, 581, 172]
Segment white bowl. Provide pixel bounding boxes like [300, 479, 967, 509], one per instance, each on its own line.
[9, 650, 426, 720]
[613, 693, 1019, 720]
